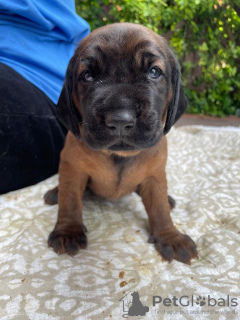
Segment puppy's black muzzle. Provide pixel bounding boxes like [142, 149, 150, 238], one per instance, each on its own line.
[81, 83, 162, 151]
[105, 109, 136, 136]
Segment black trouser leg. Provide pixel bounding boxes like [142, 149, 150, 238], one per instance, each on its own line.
[0, 63, 67, 194]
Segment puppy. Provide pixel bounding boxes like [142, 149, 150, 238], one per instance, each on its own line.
[45, 23, 198, 264]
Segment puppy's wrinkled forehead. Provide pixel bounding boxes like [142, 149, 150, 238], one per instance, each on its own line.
[78, 23, 167, 77]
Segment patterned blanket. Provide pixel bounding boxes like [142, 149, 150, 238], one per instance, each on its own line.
[0, 125, 239, 320]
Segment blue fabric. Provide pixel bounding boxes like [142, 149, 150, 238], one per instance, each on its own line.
[0, 0, 90, 103]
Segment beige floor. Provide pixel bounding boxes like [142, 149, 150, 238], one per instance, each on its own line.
[176, 114, 240, 128]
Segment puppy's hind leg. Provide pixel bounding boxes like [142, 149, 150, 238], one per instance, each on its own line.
[168, 195, 176, 210]
[44, 186, 58, 205]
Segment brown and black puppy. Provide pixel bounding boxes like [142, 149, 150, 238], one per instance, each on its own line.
[45, 23, 198, 264]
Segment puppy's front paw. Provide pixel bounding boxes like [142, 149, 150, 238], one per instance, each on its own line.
[48, 224, 87, 256]
[149, 231, 198, 264]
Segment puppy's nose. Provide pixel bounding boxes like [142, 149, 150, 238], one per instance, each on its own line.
[105, 110, 136, 135]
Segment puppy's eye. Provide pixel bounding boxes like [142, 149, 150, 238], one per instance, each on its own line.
[81, 71, 93, 82]
[148, 67, 162, 79]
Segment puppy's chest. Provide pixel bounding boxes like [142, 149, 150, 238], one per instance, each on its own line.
[87, 155, 141, 199]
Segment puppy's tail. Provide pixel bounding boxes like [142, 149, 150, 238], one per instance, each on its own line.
[44, 186, 58, 205]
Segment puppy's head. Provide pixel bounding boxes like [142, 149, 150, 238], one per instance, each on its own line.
[57, 23, 187, 152]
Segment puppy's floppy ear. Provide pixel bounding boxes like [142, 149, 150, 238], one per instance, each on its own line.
[57, 55, 81, 139]
[163, 52, 187, 135]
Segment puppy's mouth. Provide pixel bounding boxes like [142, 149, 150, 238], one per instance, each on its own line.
[108, 141, 137, 151]
[82, 123, 163, 152]
[82, 129, 138, 151]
